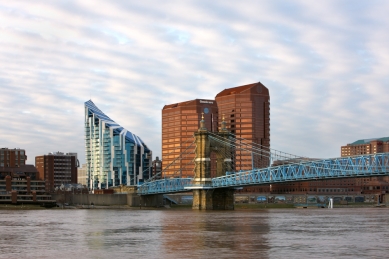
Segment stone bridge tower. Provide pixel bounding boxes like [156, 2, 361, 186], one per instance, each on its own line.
[191, 115, 235, 210]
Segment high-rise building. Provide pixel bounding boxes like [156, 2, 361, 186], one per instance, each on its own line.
[35, 152, 78, 192]
[215, 82, 270, 170]
[341, 137, 389, 157]
[85, 100, 152, 190]
[77, 164, 88, 186]
[0, 148, 27, 167]
[161, 82, 270, 178]
[162, 99, 218, 178]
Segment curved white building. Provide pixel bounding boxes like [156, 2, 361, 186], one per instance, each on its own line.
[85, 100, 152, 190]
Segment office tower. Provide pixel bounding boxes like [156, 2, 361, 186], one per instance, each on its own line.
[35, 152, 78, 192]
[85, 100, 152, 190]
[341, 137, 389, 157]
[215, 82, 270, 170]
[0, 148, 27, 167]
[162, 99, 218, 178]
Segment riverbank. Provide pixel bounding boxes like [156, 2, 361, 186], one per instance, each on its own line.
[0, 203, 384, 210]
[0, 204, 48, 210]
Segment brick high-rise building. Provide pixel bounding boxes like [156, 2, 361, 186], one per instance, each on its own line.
[215, 82, 270, 169]
[0, 148, 27, 167]
[162, 99, 218, 178]
[161, 82, 270, 177]
[35, 152, 78, 192]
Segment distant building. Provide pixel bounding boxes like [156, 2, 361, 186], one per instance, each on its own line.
[85, 100, 152, 190]
[0, 148, 27, 167]
[242, 176, 389, 196]
[338, 137, 389, 196]
[162, 99, 218, 178]
[77, 164, 87, 186]
[35, 152, 78, 192]
[341, 137, 389, 157]
[151, 157, 162, 179]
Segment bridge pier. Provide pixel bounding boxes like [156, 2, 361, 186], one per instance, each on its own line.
[190, 114, 234, 210]
[192, 188, 234, 210]
[193, 189, 213, 210]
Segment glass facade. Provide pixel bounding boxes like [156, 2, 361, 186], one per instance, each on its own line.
[84, 100, 152, 190]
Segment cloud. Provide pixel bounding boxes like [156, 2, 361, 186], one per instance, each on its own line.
[0, 0, 388, 165]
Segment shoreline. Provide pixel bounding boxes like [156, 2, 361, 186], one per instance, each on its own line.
[0, 203, 385, 210]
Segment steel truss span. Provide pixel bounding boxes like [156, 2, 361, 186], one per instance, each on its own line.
[138, 153, 389, 195]
[138, 178, 192, 195]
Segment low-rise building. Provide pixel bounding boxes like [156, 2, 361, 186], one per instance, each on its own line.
[0, 165, 54, 205]
[341, 137, 389, 157]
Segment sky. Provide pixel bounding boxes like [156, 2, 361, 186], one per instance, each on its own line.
[1, 0, 388, 165]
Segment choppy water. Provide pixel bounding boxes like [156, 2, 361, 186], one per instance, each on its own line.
[0, 208, 388, 259]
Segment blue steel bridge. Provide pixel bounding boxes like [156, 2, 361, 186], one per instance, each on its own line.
[139, 130, 389, 196]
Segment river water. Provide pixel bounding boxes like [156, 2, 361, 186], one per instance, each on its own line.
[0, 208, 388, 259]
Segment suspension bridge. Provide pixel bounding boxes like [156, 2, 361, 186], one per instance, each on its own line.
[138, 117, 389, 209]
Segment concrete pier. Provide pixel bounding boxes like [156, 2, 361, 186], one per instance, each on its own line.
[190, 115, 234, 210]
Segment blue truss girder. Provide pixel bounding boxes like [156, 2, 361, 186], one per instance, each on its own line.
[212, 153, 389, 188]
[138, 178, 192, 195]
[138, 153, 389, 195]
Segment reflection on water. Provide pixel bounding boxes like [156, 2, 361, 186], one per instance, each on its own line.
[0, 208, 388, 259]
[160, 211, 270, 259]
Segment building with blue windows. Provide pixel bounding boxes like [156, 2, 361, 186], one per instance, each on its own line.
[84, 100, 152, 190]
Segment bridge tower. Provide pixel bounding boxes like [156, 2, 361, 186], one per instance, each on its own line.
[191, 114, 234, 210]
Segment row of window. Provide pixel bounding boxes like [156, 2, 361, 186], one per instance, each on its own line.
[317, 188, 353, 192]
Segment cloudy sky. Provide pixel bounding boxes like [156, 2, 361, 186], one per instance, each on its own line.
[1, 0, 388, 165]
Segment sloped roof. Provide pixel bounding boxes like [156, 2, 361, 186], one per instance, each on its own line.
[85, 100, 149, 149]
[350, 137, 389, 145]
[215, 82, 268, 98]
[163, 99, 195, 110]
[162, 99, 215, 110]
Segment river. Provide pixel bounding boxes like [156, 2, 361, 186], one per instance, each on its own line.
[0, 208, 388, 259]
